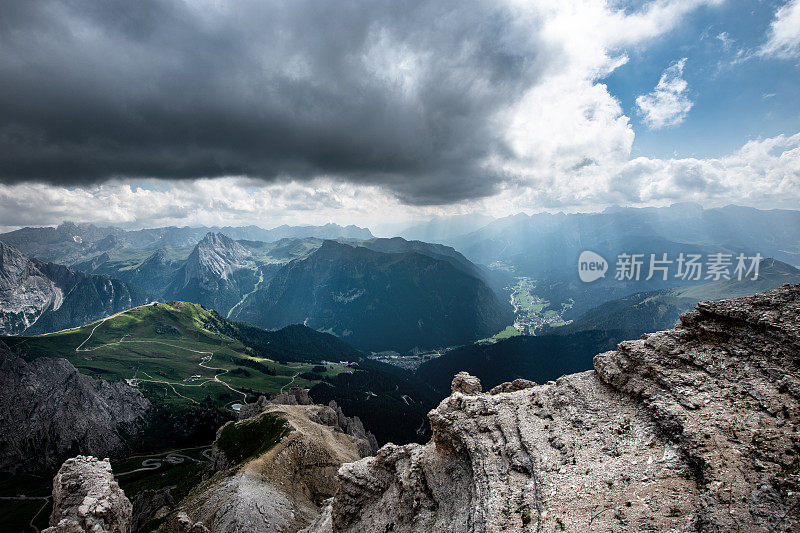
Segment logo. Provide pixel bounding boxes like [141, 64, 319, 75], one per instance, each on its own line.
[578, 251, 608, 283]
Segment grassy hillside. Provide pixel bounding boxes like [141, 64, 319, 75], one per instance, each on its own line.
[5, 302, 355, 410]
[5, 301, 439, 448]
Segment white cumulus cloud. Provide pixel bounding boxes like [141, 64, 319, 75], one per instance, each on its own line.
[635, 58, 694, 130]
[759, 0, 800, 58]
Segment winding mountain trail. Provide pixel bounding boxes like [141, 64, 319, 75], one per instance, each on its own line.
[74, 313, 118, 351]
[280, 372, 299, 394]
[226, 267, 265, 319]
[115, 450, 211, 477]
[75, 315, 249, 405]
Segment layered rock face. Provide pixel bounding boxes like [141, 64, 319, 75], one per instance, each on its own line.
[182, 232, 254, 288]
[0, 240, 62, 333]
[0, 240, 149, 335]
[307, 284, 800, 532]
[162, 402, 378, 532]
[43, 456, 133, 533]
[0, 342, 149, 474]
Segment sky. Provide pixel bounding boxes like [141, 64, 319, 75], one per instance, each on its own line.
[0, 0, 798, 232]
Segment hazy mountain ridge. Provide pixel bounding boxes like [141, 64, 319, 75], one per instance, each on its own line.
[439, 204, 800, 323]
[0, 221, 373, 265]
[395, 213, 495, 242]
[558, 257, 800, 336]
[447, 203, 800, 275]
[232, 240, 513, 352]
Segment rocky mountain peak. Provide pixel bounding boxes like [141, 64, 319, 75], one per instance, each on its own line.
[760, 257, 800, 276]
[306, 284, 800, 532]
[184, 232, 253, 284]
[142, 247, 168, 266]
[0, 240, 59, 334]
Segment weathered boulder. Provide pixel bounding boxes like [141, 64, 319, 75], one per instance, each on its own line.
[451, 371, 482, 394]
[489, 378, 536, 395]
[43, 456, 132, 533]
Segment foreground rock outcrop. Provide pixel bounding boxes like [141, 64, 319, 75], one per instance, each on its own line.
[237, 387, 379, 455]
[306, 284, 800, 532]
[0, 341, 150, 474]
[43, 456, 132, 533]
[160, 402, 378, 532]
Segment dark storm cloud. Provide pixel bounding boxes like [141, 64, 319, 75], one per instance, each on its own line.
[0, 0, 547, 204]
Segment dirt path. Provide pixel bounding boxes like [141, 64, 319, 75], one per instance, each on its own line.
[280, 372, 299, 394]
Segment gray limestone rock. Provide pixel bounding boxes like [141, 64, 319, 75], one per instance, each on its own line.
[0, 341, 149, 474]
[43, 456, 132, 533]
[305, 284, 800, 532]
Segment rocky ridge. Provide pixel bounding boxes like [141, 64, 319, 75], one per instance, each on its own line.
[238, 388, 379, 454]
[159, 400, 378, 532]
[0, 341, 150, 474]
[306, 284, 800, 532]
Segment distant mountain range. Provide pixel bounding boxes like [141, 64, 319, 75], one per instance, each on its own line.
[446, 203, 800, 276]
[558, 258, 800, 336]
[396, 213, 495, 243]
[6, 205, 793, 352]
[439, 204, 800, 320]
[232, 240, 513, 352]
[0, 241, 149, 335]
[59, 233, 511, 352]
[0, 221, 373, 265]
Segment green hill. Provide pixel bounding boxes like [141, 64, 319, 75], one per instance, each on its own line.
[4, 301, 438, 447]
[4, 302, 357, 410]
